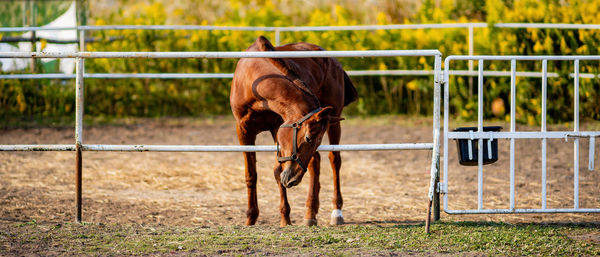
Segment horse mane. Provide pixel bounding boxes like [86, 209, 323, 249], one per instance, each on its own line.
[250, 36, 320, 105]
[254, 36, 302, 80]
[251, 36, 319, 103]
[251, 36, 358, 107]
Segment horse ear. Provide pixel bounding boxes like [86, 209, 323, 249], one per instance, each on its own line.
[315, 106, 333, 122]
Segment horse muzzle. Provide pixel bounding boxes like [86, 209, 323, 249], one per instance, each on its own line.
[280, 168, 301, 188]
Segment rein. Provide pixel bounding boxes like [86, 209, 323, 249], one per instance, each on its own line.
[276, 107, 322, 172]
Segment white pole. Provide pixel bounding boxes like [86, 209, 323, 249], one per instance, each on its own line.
[75, 58, 84, 145]
[510, 59, 516, 211]
[468, 25, 474, 99]
[275, 28, 281, 46]
[478, 59, 484, 210]
[541, 59, 547, 209]
[574, 59, 580, 209]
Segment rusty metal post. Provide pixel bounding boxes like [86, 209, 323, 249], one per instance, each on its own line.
[433, 166, 440, 221]
[425, 200, 432, 233]
[75, 57, 84, 223]
[75, 144, 82, 222]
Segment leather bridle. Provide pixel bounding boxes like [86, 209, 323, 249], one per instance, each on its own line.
[276, 107, 322, 172]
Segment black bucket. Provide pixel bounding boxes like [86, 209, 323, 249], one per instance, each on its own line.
[454, 126, 502, 166]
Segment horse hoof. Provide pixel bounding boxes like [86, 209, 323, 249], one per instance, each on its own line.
[280, 219, 292, 227]
[330, 216, 344, 225]
[330, 209, 344, 225]
[304, 219, 318, 226]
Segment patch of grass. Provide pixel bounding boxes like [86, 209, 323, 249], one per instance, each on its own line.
[1, 221, 599, 256]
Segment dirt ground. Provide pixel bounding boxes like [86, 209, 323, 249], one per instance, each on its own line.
[1, 116, 599, 227]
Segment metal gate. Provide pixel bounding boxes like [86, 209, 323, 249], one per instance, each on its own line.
[441, 55, 600, 214]
[0, 50, 443, 223]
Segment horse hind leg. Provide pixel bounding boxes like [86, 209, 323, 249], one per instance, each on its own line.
[328, 122, 344, 225]
[304, 152, 321, 226]
[237, 125, 259, 226]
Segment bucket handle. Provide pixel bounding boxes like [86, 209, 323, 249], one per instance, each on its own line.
[590, 136, 595, 171]
[467, 130, 474, 160]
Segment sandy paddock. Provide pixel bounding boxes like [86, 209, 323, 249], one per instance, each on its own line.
[1, 117, 598, 226]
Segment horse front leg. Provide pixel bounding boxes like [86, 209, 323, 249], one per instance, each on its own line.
[273, 164, 291, 227]
[237, 125, 259, 226]
[304, 152, 321, 226]
[328, 123, 344, 225]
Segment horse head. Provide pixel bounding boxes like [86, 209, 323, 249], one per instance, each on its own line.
[276, 106, 343, 188]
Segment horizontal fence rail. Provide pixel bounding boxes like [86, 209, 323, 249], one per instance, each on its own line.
[447, 131, 600, 139]
[2, 23, 600, 32]
[0, 73, 236, 79]
[446, 208, 600, 214]
[2, 70, 599, 80]
[445, 55, 600, 61]
[442, 55, 600, 215]
[0, 143, 434, 152]
[0, 50, 442, 59]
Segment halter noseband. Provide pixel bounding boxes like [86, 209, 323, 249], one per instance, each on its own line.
[276, 107, 322, 172]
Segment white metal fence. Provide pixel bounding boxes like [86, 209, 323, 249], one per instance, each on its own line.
[2, 23, 600, 80]
[2, 48, 599, 224]
[442, 55, 600, 214]
[0, 50, 443, 223]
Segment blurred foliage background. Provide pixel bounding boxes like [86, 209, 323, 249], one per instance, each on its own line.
[1, 0, 599, 125]
[0, 1, 72, 27]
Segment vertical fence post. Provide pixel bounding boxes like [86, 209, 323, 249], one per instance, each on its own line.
[75, 2, 87, 223]
[426, 54, 443, 233]
[275, 28, 281, 46]
[574, 59, 580, 209]
[433, 54, 442, 222]
[29, 0, 37, 73]
[79, 29, 85, 53]
[510, 59, 516, 211]
[442, 56, 450, 214]
[75, 57, 84, 223]
[79, 28, 85, 78]
[467, 25, 474, 100]
[77, 0, 86, 79]
[477, 59, 484, 210]
[541, 59, 547, 209]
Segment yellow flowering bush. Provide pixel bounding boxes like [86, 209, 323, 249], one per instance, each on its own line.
[1, 0, 598, 123]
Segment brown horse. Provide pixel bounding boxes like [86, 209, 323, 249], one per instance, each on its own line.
[230, 36, 358, 227]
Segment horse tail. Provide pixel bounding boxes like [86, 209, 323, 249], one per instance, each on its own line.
[343, 71, 358, 106]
